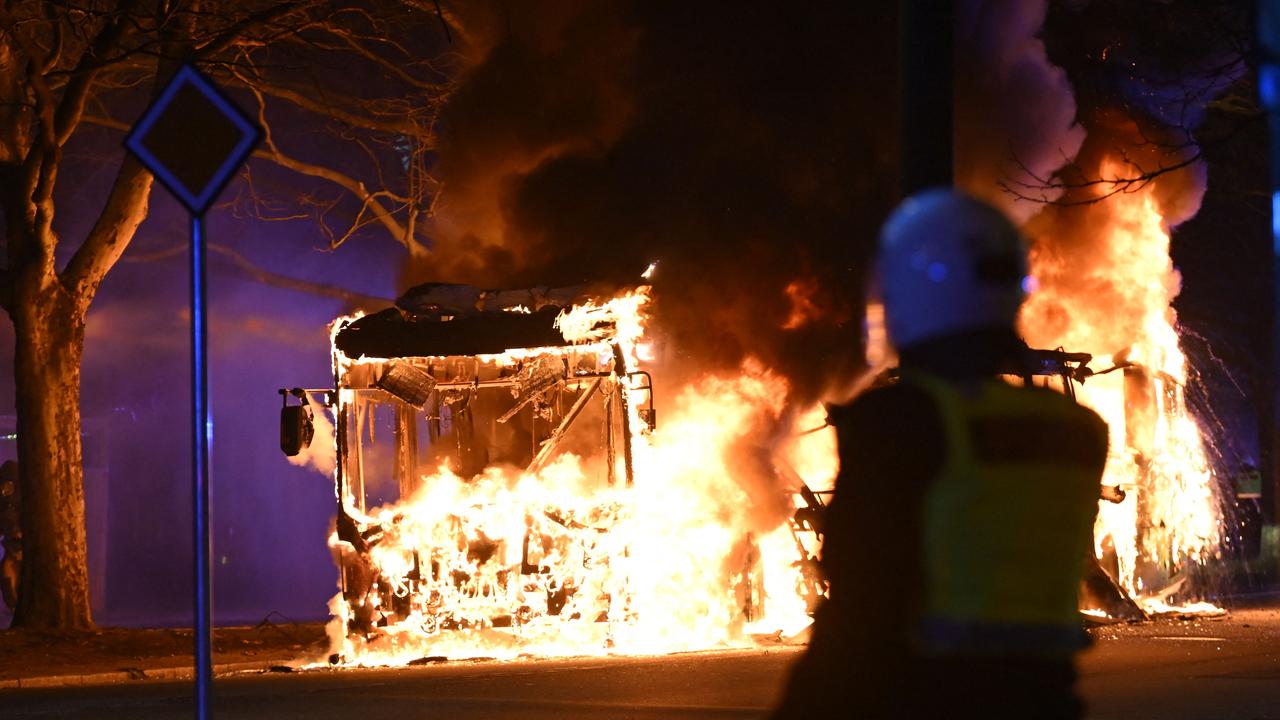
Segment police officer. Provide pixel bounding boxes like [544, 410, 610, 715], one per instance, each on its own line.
[773, 190, 1107, 719]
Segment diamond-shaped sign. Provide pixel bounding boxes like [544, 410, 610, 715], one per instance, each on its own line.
[125, 64, 262, 216]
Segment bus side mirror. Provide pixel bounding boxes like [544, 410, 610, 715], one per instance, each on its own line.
[279, 388, 314, 456]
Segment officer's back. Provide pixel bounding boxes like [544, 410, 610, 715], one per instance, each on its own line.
[773, 191, 1106, 719]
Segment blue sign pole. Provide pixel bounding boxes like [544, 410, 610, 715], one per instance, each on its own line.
[123, 64, 262, 719]
[1260, 3, 1280, 527]
[191, 213, 213, 718]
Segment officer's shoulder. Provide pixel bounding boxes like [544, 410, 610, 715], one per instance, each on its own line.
[826, 382, 938, 428]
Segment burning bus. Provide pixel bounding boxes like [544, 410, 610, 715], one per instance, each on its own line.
[282, 268, 1224, 666]
[293, 284, 655, 662]
[281, 283, 828, 664]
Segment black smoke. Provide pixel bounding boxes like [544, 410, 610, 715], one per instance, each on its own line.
[418, 2, 900, 404]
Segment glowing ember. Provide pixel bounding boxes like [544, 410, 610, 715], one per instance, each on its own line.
[1141, 599, 1227, 617]
[1021, 159, 1224, 614]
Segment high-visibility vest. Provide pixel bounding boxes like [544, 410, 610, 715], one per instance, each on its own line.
[904, 371, 1106, 656]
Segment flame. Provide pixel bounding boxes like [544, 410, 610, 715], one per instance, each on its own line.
[323, 290, 826, 666]
[554, 289, 649, 348]
[779, 404, 839, 494]
[862, 299, 891, 370]
[1021, 160, 1223, 613]
[781, 279, 822, 330]
[315, 157, 1230, 667]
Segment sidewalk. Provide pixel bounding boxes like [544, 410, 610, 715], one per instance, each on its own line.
[4, 590, 1275, 692]
[0, 619, 329, 689]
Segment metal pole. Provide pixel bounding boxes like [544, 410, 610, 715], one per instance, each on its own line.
[1259, 1, 1280, 526]
[190, 213, 213, 718]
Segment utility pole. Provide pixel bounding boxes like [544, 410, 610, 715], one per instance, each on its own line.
[1258, 4, 1280, 553]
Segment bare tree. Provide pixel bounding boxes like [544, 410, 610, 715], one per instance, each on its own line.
[0, 0, 453, 629]
[1000, 0, 1259, 206]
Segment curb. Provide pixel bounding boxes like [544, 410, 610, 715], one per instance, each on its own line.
[0, 659, 298, 691]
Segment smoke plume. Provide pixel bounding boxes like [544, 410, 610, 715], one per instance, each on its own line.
[981, 0, 1248, 357]
[418, 2, 899, 406]
[954, 0, 1086, 222]
[285, 393, 337, 479]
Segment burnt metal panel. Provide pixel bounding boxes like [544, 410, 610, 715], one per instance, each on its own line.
[335, 306, 569, 359]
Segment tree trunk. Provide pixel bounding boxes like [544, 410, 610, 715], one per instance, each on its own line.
[10, 276, 93, 630]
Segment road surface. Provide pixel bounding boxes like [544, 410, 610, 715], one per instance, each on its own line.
[4, 604, 1279, 719]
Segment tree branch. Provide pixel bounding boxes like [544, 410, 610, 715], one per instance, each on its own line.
[231, 66, 437, 137]
[314, 25, 449, 90]
[121, 240, 394, 308]
[192, 1, 326, 61]
[243, 81, 428, 254]
[209, 241, 393, 307]
[53, 1, 137, 146]
[0, 6, 60, 223]
[999, 148, 1204, 207]
[60, 156, 152, 302]
[252, 143, 425, 254]
[80, 105, 431, 256]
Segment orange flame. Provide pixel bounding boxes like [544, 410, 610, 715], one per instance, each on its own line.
[1021, 159, 1223, 611]
[782, 279, 822, 330]
[323, 290, 830, 665]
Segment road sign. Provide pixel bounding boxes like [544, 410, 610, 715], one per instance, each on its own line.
[125, 64, 262, 216]
[125, 64, 262, 720]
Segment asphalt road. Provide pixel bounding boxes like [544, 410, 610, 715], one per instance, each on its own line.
[4, 605, 1280, 720]
[1, 649, 792, 720]
[1078, 605, 1280, 720]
